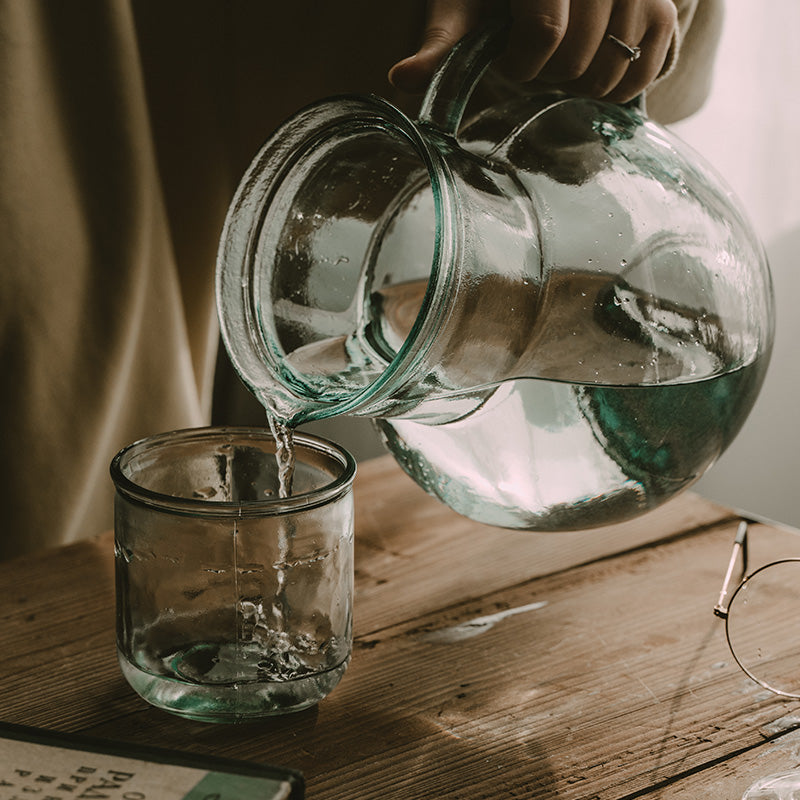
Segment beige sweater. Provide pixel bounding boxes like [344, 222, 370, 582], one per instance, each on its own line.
[0, 0, 722, 558]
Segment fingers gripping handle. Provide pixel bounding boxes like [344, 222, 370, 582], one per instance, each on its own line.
[417, 18, 648, 135]
[418, 20, 510, 137]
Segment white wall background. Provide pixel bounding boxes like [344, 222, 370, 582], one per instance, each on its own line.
[672, 2, 800, 526]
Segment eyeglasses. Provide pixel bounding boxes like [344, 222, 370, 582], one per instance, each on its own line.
[714, 519, 800, 698]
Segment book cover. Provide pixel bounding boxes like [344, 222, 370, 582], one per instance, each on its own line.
[0, 721, 304, 800]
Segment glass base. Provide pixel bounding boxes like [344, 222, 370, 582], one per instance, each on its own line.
[118, 647, 349, 723]
[741, 771, 800, 799]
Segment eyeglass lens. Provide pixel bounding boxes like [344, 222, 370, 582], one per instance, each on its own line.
[727, 560, 800, 698]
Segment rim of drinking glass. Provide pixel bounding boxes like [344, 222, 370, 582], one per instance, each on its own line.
[109, 426, 357, 518]
[725, 557, 800, 699]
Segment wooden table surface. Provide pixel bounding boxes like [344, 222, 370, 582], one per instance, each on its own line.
[3, 455, 800, 799]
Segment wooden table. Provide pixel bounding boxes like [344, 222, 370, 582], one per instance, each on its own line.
[3, 455, 800, 799]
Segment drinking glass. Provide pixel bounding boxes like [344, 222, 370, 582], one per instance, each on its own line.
[110, 427, 356, 723]
[741, 771, 800, 800]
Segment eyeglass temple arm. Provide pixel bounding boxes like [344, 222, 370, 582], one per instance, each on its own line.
[713, 520, 749, 619]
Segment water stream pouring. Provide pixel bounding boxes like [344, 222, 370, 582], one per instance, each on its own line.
[217, 24, 773, 530]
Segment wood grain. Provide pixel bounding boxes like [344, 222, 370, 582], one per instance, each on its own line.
[2, 456, 798, 799]
[351, 456, 734, 634]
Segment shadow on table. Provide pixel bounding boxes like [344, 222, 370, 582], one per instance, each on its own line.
[84, 695, 560, 799]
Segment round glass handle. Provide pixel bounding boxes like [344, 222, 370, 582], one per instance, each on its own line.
[418, 19, 509, 136]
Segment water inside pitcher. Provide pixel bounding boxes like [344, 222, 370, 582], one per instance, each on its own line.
[217, 26, 773, 530]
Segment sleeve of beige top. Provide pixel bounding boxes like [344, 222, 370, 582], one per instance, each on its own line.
[647, 0, 725, 123]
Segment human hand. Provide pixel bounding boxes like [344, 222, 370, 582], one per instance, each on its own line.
[388, 0, 678, 103]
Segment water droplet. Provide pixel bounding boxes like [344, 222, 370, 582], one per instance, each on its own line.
[620, 258, 628, 268]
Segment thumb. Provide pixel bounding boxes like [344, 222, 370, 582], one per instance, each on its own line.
[389, 0, 484, 93]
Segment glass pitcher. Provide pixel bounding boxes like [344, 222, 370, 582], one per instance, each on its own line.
[216, 25, 773, 530]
